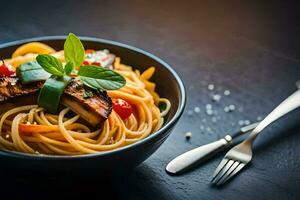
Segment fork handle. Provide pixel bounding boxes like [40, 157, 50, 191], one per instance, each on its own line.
[166, 135, 232, 174]
[248, 89, 300, 142]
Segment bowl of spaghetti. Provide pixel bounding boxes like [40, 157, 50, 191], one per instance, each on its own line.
[0, 34, 185, 173]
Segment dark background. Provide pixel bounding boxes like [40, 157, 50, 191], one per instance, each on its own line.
[1, 0, 300, 199]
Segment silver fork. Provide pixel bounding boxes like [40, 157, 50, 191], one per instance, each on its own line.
[211, 89, 300, 185]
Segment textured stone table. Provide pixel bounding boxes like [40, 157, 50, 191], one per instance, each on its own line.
[0, 0, 300, 199]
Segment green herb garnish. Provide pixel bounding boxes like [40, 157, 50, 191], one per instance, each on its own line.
[64, 33, 85, 67]
[78, 65, 126, 91]
[36, 54, 65, 76]
[33, 33, 126, 113]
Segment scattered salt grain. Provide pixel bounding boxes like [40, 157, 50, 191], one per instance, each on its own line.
[244, 120, 250, 125]
[194, 107, 201, 113]
[228, 105, 236, 111]
[185, 132, 192, 140]
[5, 134, 10, 139]
[206, 109, 213, 115]
[224, 90, 231, 96]
[212, 94, 222, 102]
[208, 84, 214, 90]
[238, 120, 245, 126]
[224, 106, 230, 113]
[206, 104, 212, 110]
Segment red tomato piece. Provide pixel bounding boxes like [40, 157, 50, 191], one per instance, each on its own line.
[112, 98, 133, 120]
[91, 61, 101, 66]
[0, 61, 15, 77]
[82, 60, 90, 65]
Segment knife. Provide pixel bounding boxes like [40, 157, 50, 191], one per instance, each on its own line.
[165, 122, 259, 175]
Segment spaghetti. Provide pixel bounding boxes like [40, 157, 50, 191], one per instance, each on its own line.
[0, 42, 171, 155]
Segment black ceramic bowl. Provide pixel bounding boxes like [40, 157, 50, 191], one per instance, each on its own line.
[0, 36, 186, 174]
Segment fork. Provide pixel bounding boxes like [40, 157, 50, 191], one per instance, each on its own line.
[211, 89, 300, 185]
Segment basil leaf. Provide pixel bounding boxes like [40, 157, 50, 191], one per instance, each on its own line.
[36, 54, 64, 76]
[78, 65, 126, 91]
[64, 33, 85, 67]
[64, 62, 74, 75]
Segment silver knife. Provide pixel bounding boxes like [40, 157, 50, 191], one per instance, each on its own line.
[165, 122, 259, 175]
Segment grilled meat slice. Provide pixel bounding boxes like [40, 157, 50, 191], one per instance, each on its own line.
[61, 80, 112, 127]
[0, 76, 42, 114]
[0, 77, 112, 127]
[0, 76, 42, 102]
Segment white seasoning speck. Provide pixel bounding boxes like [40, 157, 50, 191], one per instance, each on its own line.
[224, 90, 231, 96]
[206, 104, 212, 110]
[26, 121, 31, 125]
[229, 105, 236, 111]
[5, 134, 10, 139]
[33, 122, 37, 125]
[212, 94, 222, 102]
[185, 132, 192, 140]
[208, 84, 214, 90]
[194, 107, 201, 113]
[224, 106, 230, 112]
[206, 109, 213, 115]
[244, 120, 250, 125]
[238, 120, 245, 126]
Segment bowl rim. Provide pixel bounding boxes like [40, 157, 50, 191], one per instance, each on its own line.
[0, 36, 186, 160]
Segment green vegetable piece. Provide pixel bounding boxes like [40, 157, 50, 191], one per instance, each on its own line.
[78, 65, 126, 91]
[17, 61, 50, 84]
[64, 33, 85, 67]
[38, 75, 72, 114]
[36, 54, 65, 76]
[64, 62, 74, 75]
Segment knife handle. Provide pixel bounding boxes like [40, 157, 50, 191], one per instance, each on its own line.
[166, 135, 232, 175]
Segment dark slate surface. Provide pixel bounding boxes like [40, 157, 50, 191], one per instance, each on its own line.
[1, 0, 300, 199]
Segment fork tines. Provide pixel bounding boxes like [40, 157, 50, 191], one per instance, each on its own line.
[211, 158, 245, 185]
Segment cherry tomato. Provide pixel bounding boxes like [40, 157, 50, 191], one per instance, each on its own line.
[82, 60, 90, 65]
[91, 61, 101, 66]
[0, 61, 15, 77]
[112, 98, 133, 120]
